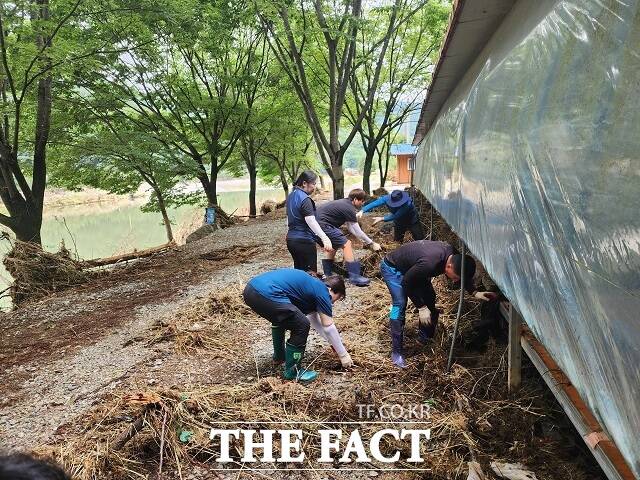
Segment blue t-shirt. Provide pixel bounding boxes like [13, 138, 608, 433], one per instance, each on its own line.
[248, 268, 333, 316]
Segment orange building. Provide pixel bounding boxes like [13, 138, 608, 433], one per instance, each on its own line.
[390, 144, 417, 185]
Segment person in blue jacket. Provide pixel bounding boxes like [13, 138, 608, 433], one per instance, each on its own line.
[358, 190, 425, 242]
[286, 170, 334, 272]
[243, 269, 353, 383]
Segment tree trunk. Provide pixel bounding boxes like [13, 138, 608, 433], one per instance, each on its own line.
[11, 202, 43, 244]
[279, 170, 289, 197]
[200, 170, 218, 207]
[331, 156, 345, 199]
[155, 190, 174, 243]
[362, 146, 375, 193]
[248, 164, 257, 218]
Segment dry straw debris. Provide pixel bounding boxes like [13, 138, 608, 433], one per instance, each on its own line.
[2, 237, 93, 306]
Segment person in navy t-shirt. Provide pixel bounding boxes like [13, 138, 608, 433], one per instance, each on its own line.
[316, 188, 382, 286]
[243, 268, 353, 383]
[285, 170, 334, 272]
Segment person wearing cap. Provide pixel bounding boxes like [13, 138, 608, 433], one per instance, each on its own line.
[379, 240, 495, 368]
[357, 190, 425, 242]
[286, 170, 334, 272]
[243, 269, 353, 383]
[316, 188, 382, 287]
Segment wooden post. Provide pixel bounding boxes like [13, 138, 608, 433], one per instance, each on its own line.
[508, 304, 523, 392]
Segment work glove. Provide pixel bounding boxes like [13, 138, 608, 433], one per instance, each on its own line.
[371, 216, 385, 226]
[356, 211, 364, 219]
[368, 242, 382, 251]
[418, 306, 432, 328]
[320, 235, 333, 253]
[473, 291, 498, 302]
[339, 351, 354, 368]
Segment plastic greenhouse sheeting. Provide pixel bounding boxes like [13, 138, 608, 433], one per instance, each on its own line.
[414, 0, 640, 475]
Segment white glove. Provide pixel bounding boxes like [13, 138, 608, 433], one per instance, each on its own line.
[418, 306, 432, 328]
[356, 211, 363, 219]
[321, 236, 333, 252]
[474, 291, 497, 301]
[368, 242, 382, 251]
[371, 216, 384, 226]
[339, 351, 354, 368]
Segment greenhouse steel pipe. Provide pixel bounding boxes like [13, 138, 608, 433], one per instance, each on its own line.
[446, 243, 465, 372]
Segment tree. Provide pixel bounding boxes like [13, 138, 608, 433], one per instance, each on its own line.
[52, 121, 180, 242]
[0, 0, 152, 244]
[0, 0, 73, 243]
[347, 1, 449, 192]
[255, 87, 315, 197]
[257, 0, 424, 198]
[76, 0, 267, 209]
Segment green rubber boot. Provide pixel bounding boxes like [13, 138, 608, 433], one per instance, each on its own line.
[283, 342, 318, 383]
[271, 325, 286, 362]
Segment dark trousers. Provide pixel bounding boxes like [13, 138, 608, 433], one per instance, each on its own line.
[286, 238, 317, 272]
[393, 220, 425, 242]
[243, 284, 310, 348]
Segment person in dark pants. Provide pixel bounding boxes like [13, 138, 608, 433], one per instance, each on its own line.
[380, 240, 495, 368]
[0, 453, 71, 480]
[359, 190, 425, 242]
[316, 188, 381, 287]
[286, 170, 333, 272]
[243, 268, 352, 383]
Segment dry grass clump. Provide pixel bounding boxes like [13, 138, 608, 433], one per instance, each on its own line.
[2, 237, 93, 306]
[150, 283, 254, 355]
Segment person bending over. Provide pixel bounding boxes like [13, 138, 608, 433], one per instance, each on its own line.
[358, 189, 425, 242]
[380, 240, 495, 368]
[316, 188, 382, 287]
[243, 269, 353, 383]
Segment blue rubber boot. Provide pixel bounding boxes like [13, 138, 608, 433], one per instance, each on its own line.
[283, 342, 318, 383]
[321, 259, 335, 278]
[346, 261, 370, 287]
[390, 320, 407, 368]
[271, 325, 286, 362]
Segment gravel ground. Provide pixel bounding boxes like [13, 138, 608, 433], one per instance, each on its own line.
[0, 215, 292, 451]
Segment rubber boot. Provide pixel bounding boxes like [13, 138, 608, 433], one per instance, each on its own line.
[321, 259, 335, 278]
[283, 342, 318, 383]
[390, 320, 407, 368]
[345, 261, 370, 287]
[271, 325, 286, 362]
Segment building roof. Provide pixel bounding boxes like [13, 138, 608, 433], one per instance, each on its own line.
[412, 0, 516, 145]
[389, 144, 418, 156]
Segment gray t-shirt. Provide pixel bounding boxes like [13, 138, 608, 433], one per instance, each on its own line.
[317, 198, 358, 227]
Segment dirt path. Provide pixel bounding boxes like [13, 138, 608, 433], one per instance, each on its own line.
[0, 216, 290, 450]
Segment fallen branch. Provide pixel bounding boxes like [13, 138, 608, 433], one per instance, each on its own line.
[82, 242, 176, 268]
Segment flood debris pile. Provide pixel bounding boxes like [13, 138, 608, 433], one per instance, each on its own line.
[46, 277, 594, 479]
[2, 238, 93, 306]
[39, 188, 598, 479]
